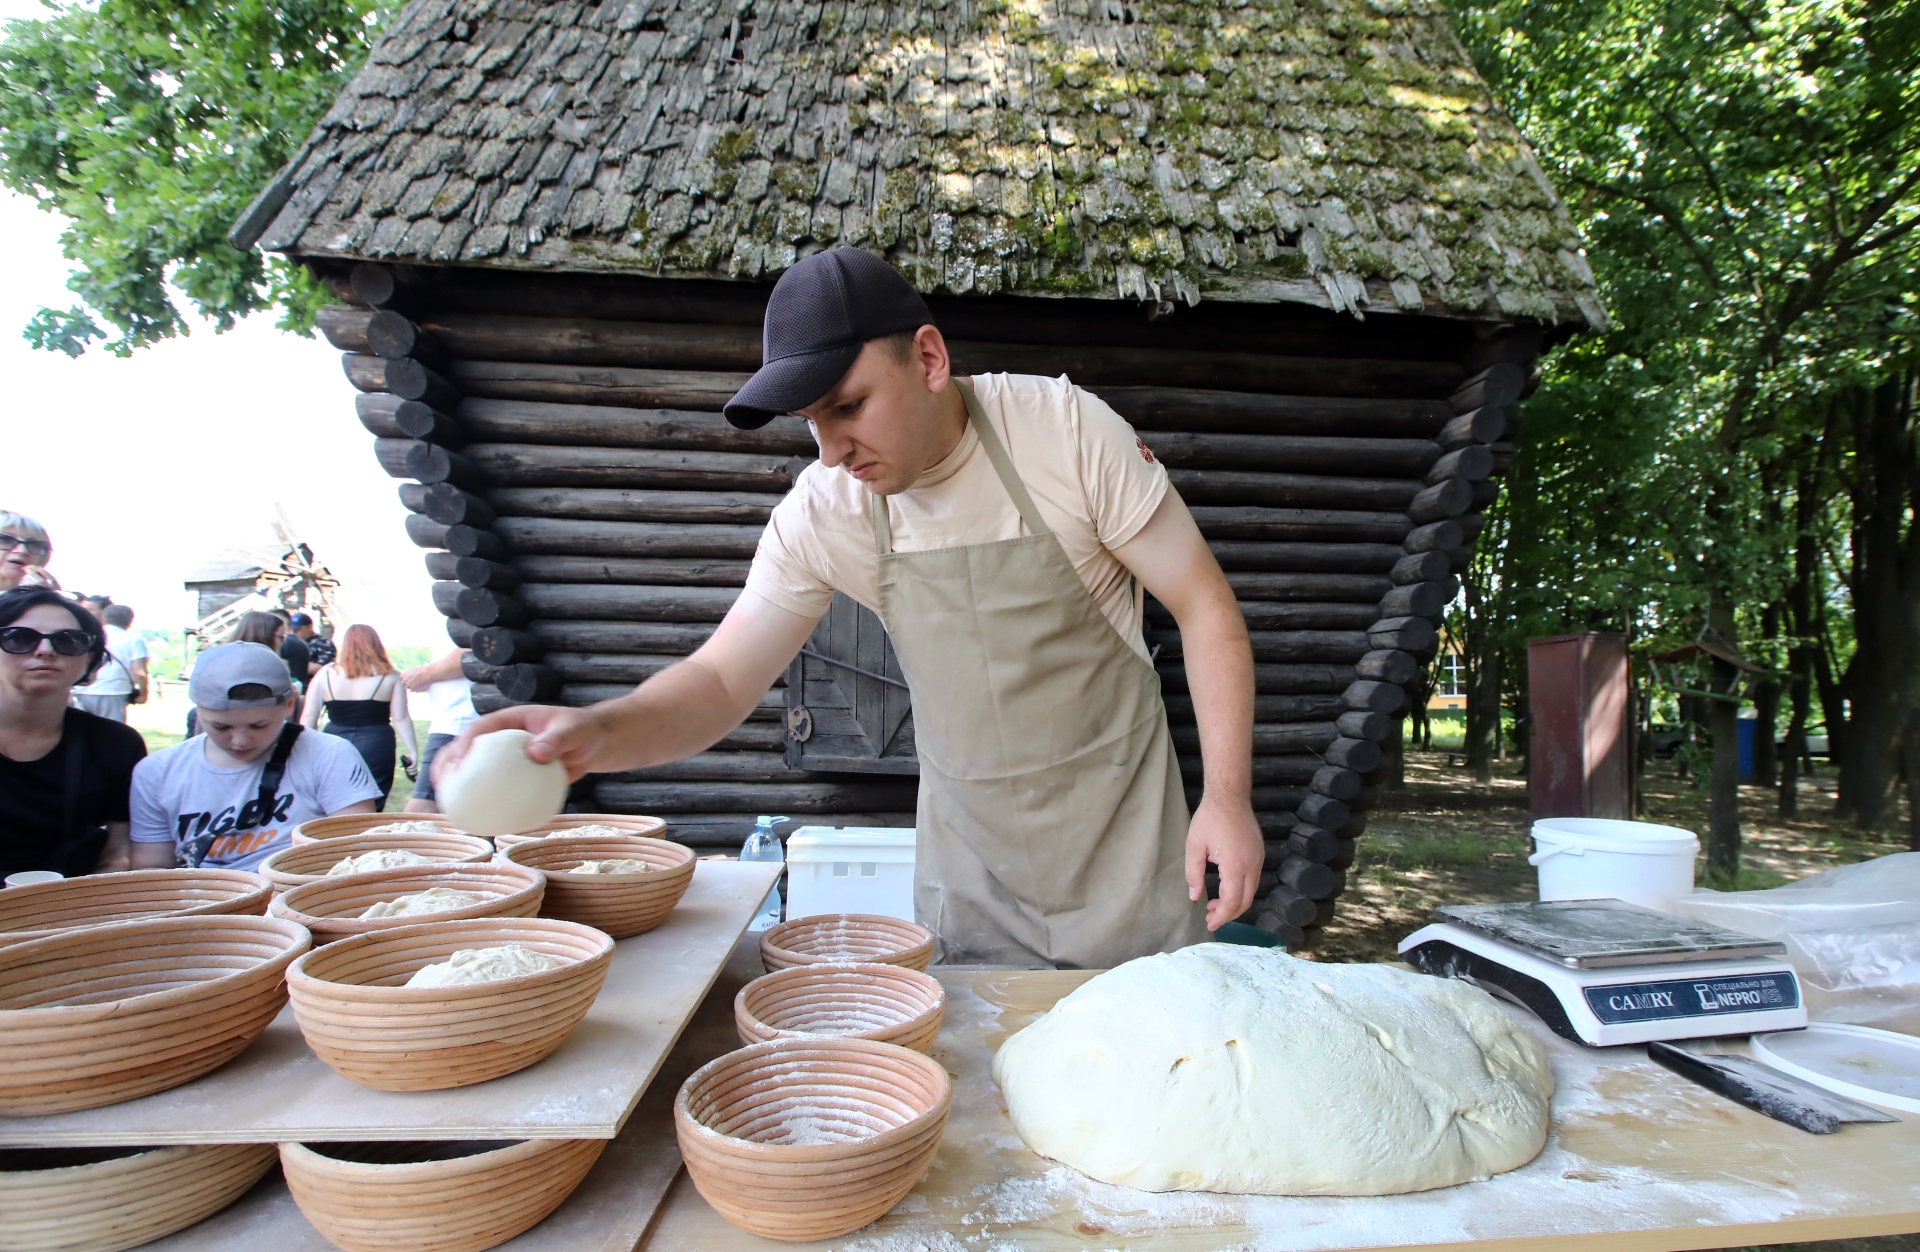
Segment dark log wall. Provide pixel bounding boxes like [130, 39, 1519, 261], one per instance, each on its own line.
[317, 263, 1537, 950]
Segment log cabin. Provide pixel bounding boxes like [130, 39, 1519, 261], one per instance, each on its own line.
[231, 0, 1603, 946]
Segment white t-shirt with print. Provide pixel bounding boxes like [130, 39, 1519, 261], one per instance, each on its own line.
[129, 728, 382, 870]
[743, 373, 1170, 658]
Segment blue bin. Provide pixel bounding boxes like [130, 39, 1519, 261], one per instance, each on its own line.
[1737, 717, 1755, 783]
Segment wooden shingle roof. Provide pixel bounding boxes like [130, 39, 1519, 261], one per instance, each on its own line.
[236, 0, 1605, 327]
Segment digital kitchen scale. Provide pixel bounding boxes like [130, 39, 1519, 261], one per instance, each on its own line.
[1398, 899, 1808, 1047]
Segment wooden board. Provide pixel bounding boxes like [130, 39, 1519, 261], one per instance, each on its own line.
[644, 968, 1920, 1252]
[0, 860, 780, 1146]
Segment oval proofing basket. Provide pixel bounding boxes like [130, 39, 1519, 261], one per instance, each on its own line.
[0, 914, 311, 1115]
[491, 813, 667, 855]
[287, 917, 614, 1091]
[281, 1138, 605, 1252]
[736, 964, 944, 1053]
[675, 1037, 951, 1242]
[503, 834, 694, 938]
[0, 869, 270, 948]
[271, 863, 544, 943]
[760, 915, 936, 973]
[0, 1143, 277, 1252]
[261, 832, 494, 894]
[291, 814, 468, 846]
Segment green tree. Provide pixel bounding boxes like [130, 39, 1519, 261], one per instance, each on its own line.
[0, 0, 391, 356]
[1450, 0, 1920, 868]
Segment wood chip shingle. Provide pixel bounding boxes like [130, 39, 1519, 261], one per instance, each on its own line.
[237, 0, 1606, 326]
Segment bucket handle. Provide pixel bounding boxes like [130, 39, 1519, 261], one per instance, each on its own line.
[1527, 842, 1584, 867]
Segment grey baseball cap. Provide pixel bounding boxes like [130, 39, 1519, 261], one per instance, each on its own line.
[189, 642, 294, 709]
[724, 249, 934, 429]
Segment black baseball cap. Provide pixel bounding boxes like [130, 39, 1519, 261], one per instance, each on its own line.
[724, 249, 934, 429]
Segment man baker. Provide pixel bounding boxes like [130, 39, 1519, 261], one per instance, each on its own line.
[442, 249, 1260, 967]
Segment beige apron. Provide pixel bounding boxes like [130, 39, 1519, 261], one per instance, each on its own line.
[872, 379, 1208, 968]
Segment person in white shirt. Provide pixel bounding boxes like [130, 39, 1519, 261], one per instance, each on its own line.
[130, 643, 380, 870]
[72, 604, 147, 722]
[401, 646, 476, 813]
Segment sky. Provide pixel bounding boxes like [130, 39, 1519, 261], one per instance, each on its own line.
[0, 190, 443, 647]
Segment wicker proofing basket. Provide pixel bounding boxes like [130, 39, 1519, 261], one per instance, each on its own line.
[291, 814, 467, 846]
[502, 835, 695, 938]
[261, 832, 494, 894]
[271, 863, 545, 944]
[0, 869, 270, 949]
[0, 1143, 277, 1252]
[736, 964, 944, 1054]
[675, 1038, 951, 1242]
[760, 915, 936, 974]
[491, 813, 667, 855]
[280, 1138, 606, 1252]
[287, 917, 614, 1091]
[0, 914, 311, 1115]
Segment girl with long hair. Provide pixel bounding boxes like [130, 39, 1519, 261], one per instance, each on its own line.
[301, 624, 418, 805]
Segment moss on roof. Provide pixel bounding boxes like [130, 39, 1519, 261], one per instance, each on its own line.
[238, 0, 1605, 326]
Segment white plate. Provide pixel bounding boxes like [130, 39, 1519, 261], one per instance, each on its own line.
[1750, 1023, 1920, 1114]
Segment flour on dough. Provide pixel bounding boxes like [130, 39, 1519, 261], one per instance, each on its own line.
[548, 824, 635, 839]
[359, 887, 487, 919]
[406, 944, 563, 987]
[568, 859, 652, 875]
[361, 820, 453, 835]
[328, 849, 437, 876]
[991, 945, 1554, 1196]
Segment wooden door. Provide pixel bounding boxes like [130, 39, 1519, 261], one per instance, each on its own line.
[784, 593, 919, 774]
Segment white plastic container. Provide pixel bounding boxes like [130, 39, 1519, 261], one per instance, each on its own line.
[784, 826, 917, 923]
[1528, 818, 1699, 913]
[3, 871, 63, 889]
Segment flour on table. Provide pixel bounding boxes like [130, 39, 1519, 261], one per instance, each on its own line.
[406, 943, 562, 987]
[991, 945, 1554, 1196]
[360, 820, 454, 835]
[328, 849, 437, 876]
[359, 887, 487, 918]
[568, 859, 652, 875]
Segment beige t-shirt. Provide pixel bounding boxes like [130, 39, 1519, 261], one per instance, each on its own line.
[743, 372, 1170, 657]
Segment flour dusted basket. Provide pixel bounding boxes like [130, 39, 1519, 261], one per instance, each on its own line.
[291, 814, 468, 845]
[760, 914, 935, 973]
[0, 869, 269, 948]
[271, 863, 544, 943]
[675, 1037, 951, 1241]
[735, 963, 944, 1053]
[0, 914, 310, 1115]
[491, 813, 666, 855]
[502, 833, 694, 938]
[280, 1138, 605, 1252]
[0, 1143, 277, 1252]
[287, 917, 614, 1091]
[261, 831, 494, 893]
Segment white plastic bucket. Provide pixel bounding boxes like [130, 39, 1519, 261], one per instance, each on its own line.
[1529, 818, 1699, 913]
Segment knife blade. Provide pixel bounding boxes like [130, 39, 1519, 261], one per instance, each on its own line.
[1648, 1040, 1899, 1134]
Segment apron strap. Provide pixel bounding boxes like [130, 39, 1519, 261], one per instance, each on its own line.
[867, 377, 1052, 556]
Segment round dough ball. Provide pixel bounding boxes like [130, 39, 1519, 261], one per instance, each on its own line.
[406, 944, 562, 988]
[328, 849, 436, 876]
[991, 945, 1554, 1196]
[568, 859, 652, 875]
[358, 887, 487, 919]
[438, 729, 569, 838]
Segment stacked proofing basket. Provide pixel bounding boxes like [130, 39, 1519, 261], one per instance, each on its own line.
[677, 915, 951, 1242]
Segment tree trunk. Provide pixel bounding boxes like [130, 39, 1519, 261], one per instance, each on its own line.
[1750, 603, 1783, 788]
[1779, 643, 1812, 818]
[1706, 590, 1743, 879]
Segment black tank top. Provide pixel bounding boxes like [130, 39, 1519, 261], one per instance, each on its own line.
[323, 673, 395, 727]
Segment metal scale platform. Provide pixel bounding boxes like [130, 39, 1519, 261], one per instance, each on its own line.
[1399, 899, 1808, 1047]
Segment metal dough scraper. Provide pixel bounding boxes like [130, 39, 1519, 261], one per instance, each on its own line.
[1646, 1042, 1898, 1134]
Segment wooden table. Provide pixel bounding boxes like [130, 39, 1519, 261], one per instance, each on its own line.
[0, 860, 780, 1145]
[643, 968, 1920, 1252]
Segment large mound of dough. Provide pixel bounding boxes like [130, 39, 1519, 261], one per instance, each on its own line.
[568, 859, 651, 875]
[438, 729, 569, 838]
[328, 849, 437, 876]
[991, 945, 1554, 1196]
[358, 887, 487, 919]
[406, 944, 562, 987]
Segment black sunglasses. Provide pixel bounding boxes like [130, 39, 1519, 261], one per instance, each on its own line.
[0, 533, 51, 559]
[0, 627, 93, 657]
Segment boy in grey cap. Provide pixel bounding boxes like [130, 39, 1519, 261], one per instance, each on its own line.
[128, 643, 381, 870]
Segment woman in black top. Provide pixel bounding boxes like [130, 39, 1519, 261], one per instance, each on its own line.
[300, 623, 418, 806]
[0, 587, 147, 877]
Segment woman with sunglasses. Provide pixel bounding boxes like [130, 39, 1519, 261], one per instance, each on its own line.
[0, 512, 57, 592]
[0, 587, 147, 878]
